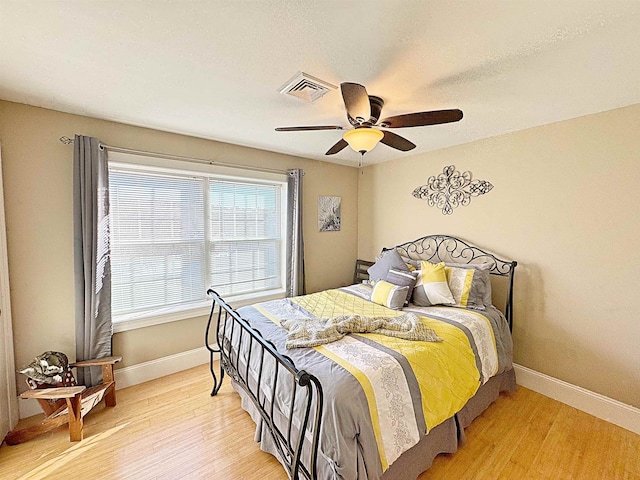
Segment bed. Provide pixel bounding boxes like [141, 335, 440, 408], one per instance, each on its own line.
[205, 234, 517, 480]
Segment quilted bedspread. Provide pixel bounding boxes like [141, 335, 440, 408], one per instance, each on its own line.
[235, 285, 513, 480]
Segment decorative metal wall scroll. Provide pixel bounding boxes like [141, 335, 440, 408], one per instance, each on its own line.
[412, 165, 493, 215]
[318, 196, 341, 231]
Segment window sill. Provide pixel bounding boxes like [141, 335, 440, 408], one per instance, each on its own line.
[112, 289, 286, 333]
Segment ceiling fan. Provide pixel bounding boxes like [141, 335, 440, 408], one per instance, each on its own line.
[275, 82, 463, 160]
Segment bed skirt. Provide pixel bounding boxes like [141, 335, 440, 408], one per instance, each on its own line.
[232, 367, 516, 480]
[381, 368, 516, 480]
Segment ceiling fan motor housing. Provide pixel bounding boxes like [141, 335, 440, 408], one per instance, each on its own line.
[368, 96, 384, 125]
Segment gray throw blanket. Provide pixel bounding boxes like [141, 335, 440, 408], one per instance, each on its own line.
[281, 312, 442, 349]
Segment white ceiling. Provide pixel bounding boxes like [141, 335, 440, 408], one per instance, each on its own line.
[1, 1, 639, 166]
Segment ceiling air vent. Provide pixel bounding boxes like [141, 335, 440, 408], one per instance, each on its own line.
[278, 72, 337, 103]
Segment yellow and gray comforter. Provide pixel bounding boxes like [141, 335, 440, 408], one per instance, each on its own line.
[236, 284, 513, 480]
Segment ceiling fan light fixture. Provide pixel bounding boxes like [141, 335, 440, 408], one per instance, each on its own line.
[343, 128, 384, 155]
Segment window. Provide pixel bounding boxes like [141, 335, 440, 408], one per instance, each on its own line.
[108, 159, 287, 329]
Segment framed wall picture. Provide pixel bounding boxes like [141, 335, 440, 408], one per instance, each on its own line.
[318, 196, 341, 232]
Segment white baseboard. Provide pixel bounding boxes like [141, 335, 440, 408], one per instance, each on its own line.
[513, 363, 640, 435]
[18, 347, 216, 419]
[17, 355, 638, 437]
[114, 346, 213, 389]
[18, 397, 43, 419]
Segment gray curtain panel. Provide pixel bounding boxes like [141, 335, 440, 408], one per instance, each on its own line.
[286, 168, 305, 297]
[73, 135, 112, 386]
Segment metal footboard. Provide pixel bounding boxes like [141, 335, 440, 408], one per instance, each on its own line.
[205, 289, 323, 480]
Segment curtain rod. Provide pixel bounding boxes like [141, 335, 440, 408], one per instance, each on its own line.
[59, 136, 295, 176]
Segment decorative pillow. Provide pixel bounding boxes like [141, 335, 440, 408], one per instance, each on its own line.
[401, 256, 420, 271]
[367, 249, 410, 281]
[412, 261, 455, 307]
[385, 268, 419, 305]
[371, 280, 410, 310]
[446, 262, 493, 308]
[444, 264, 489, 310]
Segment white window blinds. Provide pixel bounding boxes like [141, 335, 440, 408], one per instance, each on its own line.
[109, 165, 285, 319]
[208, 181, 282, 297]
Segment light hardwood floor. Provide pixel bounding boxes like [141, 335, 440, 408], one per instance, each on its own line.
[1, 363, 638, 479]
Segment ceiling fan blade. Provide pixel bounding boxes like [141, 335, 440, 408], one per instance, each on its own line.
[275, 125, 344, 132]
[380, 131, 416, 151]
[325, 139, 348, 155]
[379, 109, 463, 128]
[340, 82, 371, 125]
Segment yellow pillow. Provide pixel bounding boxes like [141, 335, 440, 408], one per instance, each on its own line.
[371, 280, 410, 310]
[412, 261, 455, 306]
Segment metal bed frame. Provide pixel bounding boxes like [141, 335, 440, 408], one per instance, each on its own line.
[205, 288, 323, 480]
[205, 234, 516, 479]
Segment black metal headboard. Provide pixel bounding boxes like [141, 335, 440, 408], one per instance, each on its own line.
[383, 234, 517, 330]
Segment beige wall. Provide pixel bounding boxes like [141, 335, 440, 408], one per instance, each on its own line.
[358, 103, 640, 408]
[0, 100, 359, 372]
[2, 98, 638, 409]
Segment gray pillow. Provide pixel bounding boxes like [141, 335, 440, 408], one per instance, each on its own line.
[367, 249, 410, 281]
[385, 267, 418, 305]
[401, 255, 420, 270]
[445, 262, 492, 310]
